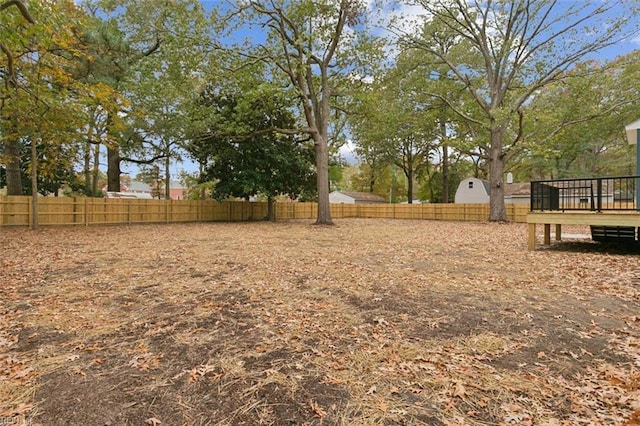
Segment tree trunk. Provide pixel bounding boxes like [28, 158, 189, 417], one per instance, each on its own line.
[84, 141, 92, 195]
[164, 152, 170, 200]
[368, 160, 376, 192]
[92, 144, 100, 195]
[314, 135, 333, 225]
[107, 145, 121, 192]
[488, 128, 508, 222]
[442, 125, 450, 203]
[406, 167, 414, 204]
[267, 196, 275, 222]
[199, 161, 206, 199]
[4, 137, 23, 195]
[30, 138, 38, 229]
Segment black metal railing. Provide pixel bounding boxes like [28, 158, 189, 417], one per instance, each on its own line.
[530, 176, 639, 212]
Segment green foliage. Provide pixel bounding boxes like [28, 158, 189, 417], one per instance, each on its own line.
[515, 54, 640, 180]
[402, 0, 640, 220]
[215, 0, 385, 223]
[2, 0, 639, 209]
[191, 83, 316, 202]
[0, 140, 81, 196]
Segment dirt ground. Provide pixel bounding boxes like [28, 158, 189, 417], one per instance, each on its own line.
[1, 219, 639, 425]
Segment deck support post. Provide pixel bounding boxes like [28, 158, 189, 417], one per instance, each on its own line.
[544, 224, 551, 245]
[528, 223, 536, 251]
[555, 224, 562, 241]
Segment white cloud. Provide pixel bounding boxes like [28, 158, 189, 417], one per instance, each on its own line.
[367, 1, 426, 37]
[364, 1, 428, 60]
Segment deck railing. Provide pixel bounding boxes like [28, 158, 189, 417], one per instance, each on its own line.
[530, 176, 639, 212]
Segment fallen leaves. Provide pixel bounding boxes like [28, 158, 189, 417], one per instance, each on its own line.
[128, 352, 162, 371]
[187, 364, 218, 383]
[309, 400, 327, 418]
[1, 220, 639, 425]
[1, 354, 36, 383]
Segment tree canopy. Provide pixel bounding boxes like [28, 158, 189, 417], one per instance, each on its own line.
[190, 81, 316, 216]
[398, 0, 640, 220]
[1, 0, 639, 224]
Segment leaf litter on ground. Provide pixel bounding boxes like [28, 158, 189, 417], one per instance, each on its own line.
[0, 219, 638, 425]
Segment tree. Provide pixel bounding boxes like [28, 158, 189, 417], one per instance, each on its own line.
[402, 0, 638, 221]
[350, 70, 435, 203]
[0, 1, 124, 227]
[0, 140, 82, 196]
[218, 0, 383, 224]
[81, 0, 209, 193]
[515, 54, 640, 180]
[0, 0, 34, 195]
[192, 83, 316, 220]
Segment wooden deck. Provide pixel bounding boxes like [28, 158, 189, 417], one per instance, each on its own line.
[527, 211, 640, 250]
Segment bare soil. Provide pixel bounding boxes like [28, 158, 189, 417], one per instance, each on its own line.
[1, 219, 639, 425]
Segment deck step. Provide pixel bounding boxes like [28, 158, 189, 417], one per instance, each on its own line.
[590, 226, 638, 242]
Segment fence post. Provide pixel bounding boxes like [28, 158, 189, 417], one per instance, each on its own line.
[85, 198, 89, 226]
[28, 197, 33, 228]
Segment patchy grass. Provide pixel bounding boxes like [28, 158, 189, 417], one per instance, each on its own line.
[1, 219, 639, 425]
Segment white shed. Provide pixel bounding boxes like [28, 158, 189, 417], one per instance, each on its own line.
[455, 178, 533, 205]
[454, 178, 490, 203]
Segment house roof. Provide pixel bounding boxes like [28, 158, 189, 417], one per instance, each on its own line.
[339, 191, 387, 203]
[127, 181, 152, 192]
[504, 182, 530, 197]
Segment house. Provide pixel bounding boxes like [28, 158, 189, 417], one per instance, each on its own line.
[329, 191, 387, 204]
[105, 191, 153, 199]
[454, 177, 531, 204]
[145, 180, 188, 200]
[103, 181, 154, 199]
[504, 182, 531, 204]
[169, 181, 187, 200]
[127, 181, 153, 195]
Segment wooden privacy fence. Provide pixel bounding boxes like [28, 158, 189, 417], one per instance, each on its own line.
[0, 195, 529, 227]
